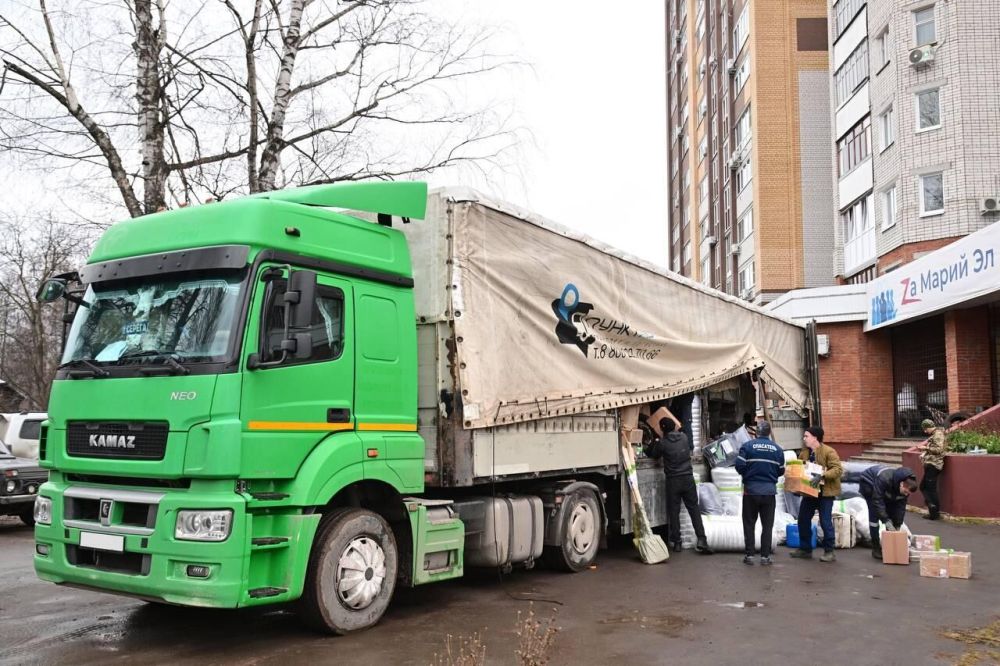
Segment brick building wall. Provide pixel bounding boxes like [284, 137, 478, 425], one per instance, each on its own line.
[817, 321, 894, 450]
[945, 306, 993, 414]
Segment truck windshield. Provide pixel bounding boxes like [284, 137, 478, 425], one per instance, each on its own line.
[61, 271, 246, 366]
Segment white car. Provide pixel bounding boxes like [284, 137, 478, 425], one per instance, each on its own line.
[0, 412, 47, 459]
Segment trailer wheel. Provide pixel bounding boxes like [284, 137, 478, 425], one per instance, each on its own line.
[544, 489, 601, 572]
[298, 507, 398, 634]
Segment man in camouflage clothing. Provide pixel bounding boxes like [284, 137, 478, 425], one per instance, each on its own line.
[918, 419, 946, 520]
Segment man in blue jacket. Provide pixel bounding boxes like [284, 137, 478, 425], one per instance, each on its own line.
[735, 420, 785, 565]
[860, 465, 918, 559]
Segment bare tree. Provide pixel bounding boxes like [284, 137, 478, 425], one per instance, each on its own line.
[0, 215, 91, 409]
[0, 0, 520, 217]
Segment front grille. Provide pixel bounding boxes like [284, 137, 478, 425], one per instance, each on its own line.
[65, 496, 158, 529]
[66, 545, 150, 576]
[66, 474, 190, 489]
[66, 422, 169, 460]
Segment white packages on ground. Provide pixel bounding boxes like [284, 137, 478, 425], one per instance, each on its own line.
[709, 466, 744, 516]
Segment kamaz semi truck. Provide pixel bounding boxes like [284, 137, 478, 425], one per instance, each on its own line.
[34, 181, 816, 633]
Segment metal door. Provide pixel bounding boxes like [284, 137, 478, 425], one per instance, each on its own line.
[891, 316, 946, 436]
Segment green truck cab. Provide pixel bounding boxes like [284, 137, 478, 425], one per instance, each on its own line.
[34, 182, 463, 633]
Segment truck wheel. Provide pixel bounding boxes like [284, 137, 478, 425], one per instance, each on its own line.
[545, 489, 601, 572]
[19, 508, 35, 527]
[298, 507, 398, 635]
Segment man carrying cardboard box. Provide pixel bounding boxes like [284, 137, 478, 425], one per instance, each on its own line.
[790, 427, 843, 562]
[860, 465, 919, 560]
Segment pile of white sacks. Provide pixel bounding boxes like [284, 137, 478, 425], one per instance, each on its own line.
[676, 451, 876, 551]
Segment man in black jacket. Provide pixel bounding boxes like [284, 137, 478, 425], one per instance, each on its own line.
[645, 419, 712, 554]
[860, 465, 918, 559]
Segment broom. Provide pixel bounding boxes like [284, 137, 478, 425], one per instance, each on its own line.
[620, 432, 670, 564]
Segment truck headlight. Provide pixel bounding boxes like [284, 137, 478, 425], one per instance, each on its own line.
[34, 496, 52, 525]
[175, 510, 233, 542]
[4, 480, 15, 493]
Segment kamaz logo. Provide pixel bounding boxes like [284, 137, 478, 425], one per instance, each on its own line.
[89, 434, 136, 449]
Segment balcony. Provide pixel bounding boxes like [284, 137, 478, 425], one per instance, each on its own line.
[843, 227, 876, 276]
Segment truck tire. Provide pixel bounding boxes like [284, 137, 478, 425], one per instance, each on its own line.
[544, 489, 601, 572]
[298, 507, 398, 635]
[19, 508, 35, 527]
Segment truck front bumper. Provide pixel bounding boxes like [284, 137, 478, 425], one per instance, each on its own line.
[34, 478, 249, 608]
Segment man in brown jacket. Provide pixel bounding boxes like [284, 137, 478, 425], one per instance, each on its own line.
[918, 419, 946, 520]
[790, 426, 843, 562]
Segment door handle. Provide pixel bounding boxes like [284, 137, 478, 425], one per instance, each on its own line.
[327, 408, 352, 423]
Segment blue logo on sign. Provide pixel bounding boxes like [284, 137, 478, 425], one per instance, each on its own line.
[870, 289, 897, 326]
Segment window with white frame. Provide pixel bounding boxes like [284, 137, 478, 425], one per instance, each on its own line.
[734, 56, 750, 94]
[736, 157, 753, 193]
[841, 197, 870, 243]
[699, 136, 708, 161]
[920, 172, 944, 215]
[834, 40, 869, 106]
[699, 54, 707, 81]
[672, 222, 680, 242]
[837, 116, 871, 177]
[699, 175, 709, 204]
[683, 169, 691, 192]
[879, 106, 895, 151]
[916, 88, 940, 130]
[672, 253, 681, 272]
[734, 107, 752, 149]
[734, 6, 749, 53]
[882, 185, 897, 231]
[699, 96, 708, 119]
[739, 261, 755, 297]
[701, 256, 711, 285]
[682, 241, 692, 265]
[876, 27, 891, 69]
[738, 209, 753, 241]
[914, 5, 936, 46]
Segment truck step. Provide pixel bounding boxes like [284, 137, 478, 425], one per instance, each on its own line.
[251, 537, 289, 547]
[249, 492, 290, 501]
[248, 586, 287, 599]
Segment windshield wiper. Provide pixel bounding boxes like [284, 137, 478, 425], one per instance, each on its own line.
[59, 358, 111, 379]
[120, 350, 191, 376]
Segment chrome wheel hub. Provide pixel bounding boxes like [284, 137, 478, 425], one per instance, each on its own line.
[336, 536, 386, 610]
[568, 502, 596, 554]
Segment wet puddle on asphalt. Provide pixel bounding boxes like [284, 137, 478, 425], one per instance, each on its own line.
[599, 611, 695, 636]
[706, 601, 765, 609]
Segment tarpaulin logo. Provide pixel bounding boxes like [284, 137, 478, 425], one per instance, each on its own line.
[552, 283, 595, 356]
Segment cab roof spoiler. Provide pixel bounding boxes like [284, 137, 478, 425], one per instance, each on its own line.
[249, 181, 428, 222]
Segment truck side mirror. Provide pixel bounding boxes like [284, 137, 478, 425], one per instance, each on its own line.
[288, 270, 316, 329]
[37, 278, 66, 303]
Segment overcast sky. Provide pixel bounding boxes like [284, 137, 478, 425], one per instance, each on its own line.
[430, 1, 669, 266]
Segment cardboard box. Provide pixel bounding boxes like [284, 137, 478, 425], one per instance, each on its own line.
[648, 407, 674, 437]
[910, 548, 949, 561]
[912, 534, 941, 551]
[948, 552, 972, 579]
[785, 462, 805, 479]
[920, 553, 950, 578]
[881, 531, 910, 565]
[784, 476, 819, 498]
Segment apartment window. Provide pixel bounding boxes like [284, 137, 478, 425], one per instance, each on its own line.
[739, 261, 755, 297]
[699, 54, 707, 81]
[882, 186, 897, 231]
[683, 169, 691, 192]
[835, 40, 869, 106]
[879, 107, 895, 151]
[683, 241, 692, 265]
[914, 5, 936, 46]
[734, 56, 750, 94]
[699, 175, 709, 204]
[699, 136, 708, 161]
[734, 5, 749, 53]
[837, 116, 871, 177]
[920, 172, 944, 215]
[916, 88, 941, 131]
[672, 254, 681, 272]
[876, 27, 891, 70]
[841, 197, 870, 243]
[738, 209, 753, 241]
[736, 157, 753, 193]
[734, 107, 752, 150]
[672, 222, 680, 242]
[699, 96, 708, 119]
[700, 257, 711, 285]
[682, 132, 691, 155]
[833, 0, 865, 38]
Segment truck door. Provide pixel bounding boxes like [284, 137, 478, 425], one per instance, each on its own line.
[240, 268, 356, 478]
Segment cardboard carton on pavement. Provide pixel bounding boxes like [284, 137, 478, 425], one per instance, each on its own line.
[912, 534, 941, 551]
[919, 553, 950, 578]
[881, 531, 909, 565]
[948, 552, 972, 579]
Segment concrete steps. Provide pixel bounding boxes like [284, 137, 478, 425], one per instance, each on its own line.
[849, 438, 923, 467]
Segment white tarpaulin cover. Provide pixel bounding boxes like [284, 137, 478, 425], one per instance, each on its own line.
[428, 192, 809, 428]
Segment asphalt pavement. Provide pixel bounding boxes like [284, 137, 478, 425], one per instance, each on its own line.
[1, 514, 998, 665]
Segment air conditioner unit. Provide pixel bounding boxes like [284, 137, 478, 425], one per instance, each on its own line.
[908, 45, 935, 67]
[708, 57, 717, 68]
[674, 126, 684, 140]
[726, 59, 737, 75]
[706, 235, 718, 247]
[981, 197, 1000, 214]
[730, 246, 741, 257]
[741, 289, 754, 301]
[728, 155, 741, 171]
[674, 29, 682, 44]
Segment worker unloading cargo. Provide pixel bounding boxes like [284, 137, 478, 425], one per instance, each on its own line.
[790, 427, 843, 563]
[644, 415, 713, 555]
[860, 465, 919, 560]
[734, 420, 785, 565]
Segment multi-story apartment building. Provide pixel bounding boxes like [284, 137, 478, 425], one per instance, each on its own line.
[831, 0, 1000, 282]
[666, 0, 834, 304]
